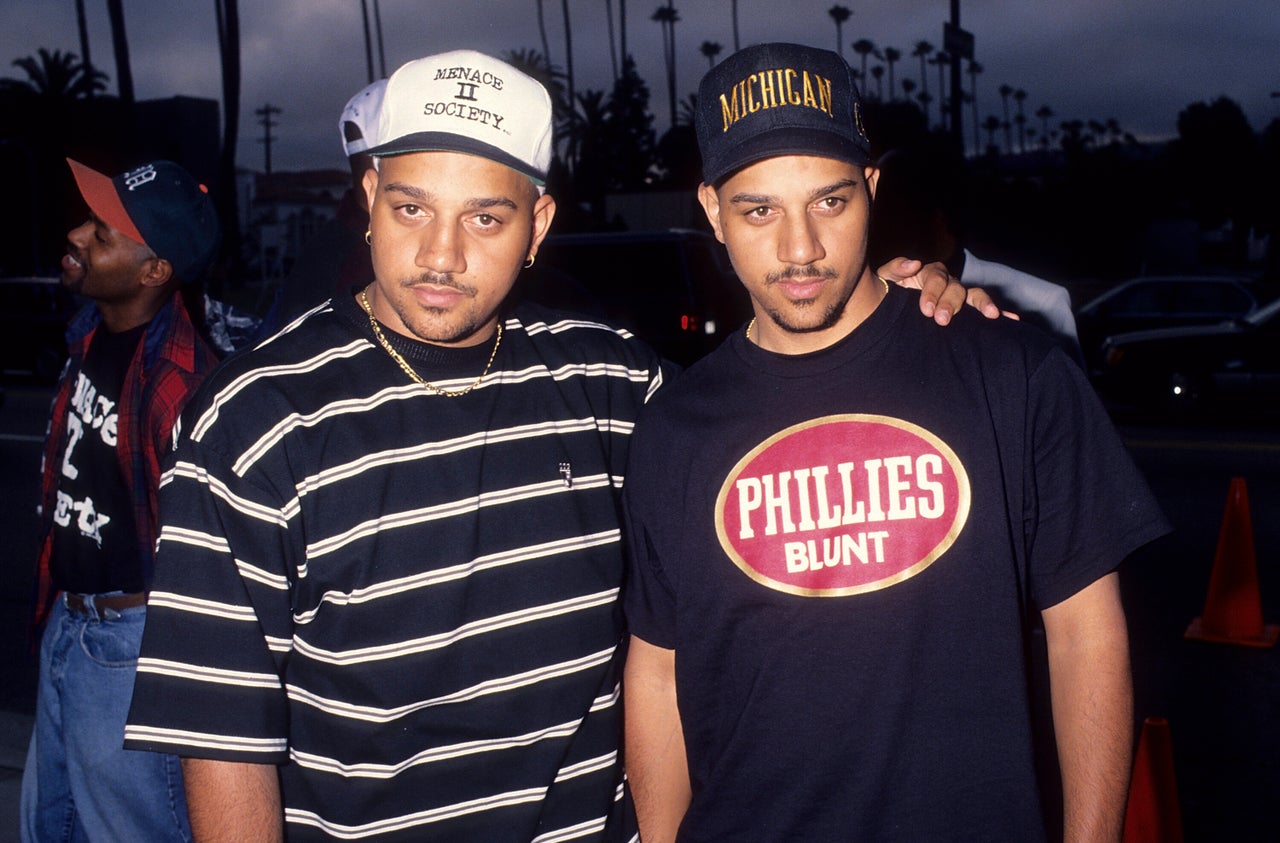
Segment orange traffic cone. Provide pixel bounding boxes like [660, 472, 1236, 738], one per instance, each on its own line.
[1184, 477, 1278, 648]
[1123, 717, 1183, 843]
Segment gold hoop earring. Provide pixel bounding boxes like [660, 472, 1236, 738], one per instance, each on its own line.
[365, 230, 373, 246]
[524, 255, 535, 269]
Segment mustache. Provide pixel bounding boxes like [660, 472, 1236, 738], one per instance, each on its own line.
[765, 265, 837, 285]
[400, 272, 477, 297]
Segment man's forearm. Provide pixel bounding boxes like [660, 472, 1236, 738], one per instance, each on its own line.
[624, 635, 691, 843]
[182, 757, 283, 843]
[1042, 572, 1133, 843]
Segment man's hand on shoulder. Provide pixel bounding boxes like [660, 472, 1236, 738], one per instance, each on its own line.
[876, 257, 1015, 325]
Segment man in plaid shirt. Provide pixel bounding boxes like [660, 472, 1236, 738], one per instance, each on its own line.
[21, 158, 220, 842]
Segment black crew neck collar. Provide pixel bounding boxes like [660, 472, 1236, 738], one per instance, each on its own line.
[336, 288, 502, 371]
[730, 282, 908, 377]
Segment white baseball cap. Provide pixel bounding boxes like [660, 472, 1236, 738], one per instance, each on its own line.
[368, 50, 553, 185]
[339, 78, 387, 157]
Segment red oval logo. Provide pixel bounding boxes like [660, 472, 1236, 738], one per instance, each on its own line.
[715, 415, 969, 597]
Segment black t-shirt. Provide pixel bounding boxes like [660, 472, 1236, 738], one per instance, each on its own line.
[623, 285, 1169, 841]
[50, 323, 145, 594]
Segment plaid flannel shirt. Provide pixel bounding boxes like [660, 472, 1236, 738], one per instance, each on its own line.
[33, 292, 218, 629]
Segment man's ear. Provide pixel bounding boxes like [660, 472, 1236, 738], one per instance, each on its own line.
[528, 192, 557, 257]
[864, 165, 880, 201]
[362, 166, 379, 212]
[139, 255, 175, 289]
[696, 182, 725, 244]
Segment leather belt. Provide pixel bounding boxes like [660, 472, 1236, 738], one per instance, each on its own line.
[64, 592, 147, 620]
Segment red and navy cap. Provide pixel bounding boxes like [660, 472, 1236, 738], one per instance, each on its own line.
[67, 158, 221, 284]
[695, 43, 872, 186]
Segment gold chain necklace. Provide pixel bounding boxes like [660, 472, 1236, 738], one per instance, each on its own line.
[359, 289, 501, 398]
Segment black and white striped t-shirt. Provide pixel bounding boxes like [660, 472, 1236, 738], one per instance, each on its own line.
[126, 293, 669, 841]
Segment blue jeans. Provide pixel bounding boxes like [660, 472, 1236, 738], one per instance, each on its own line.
[20, 595, 191, 842]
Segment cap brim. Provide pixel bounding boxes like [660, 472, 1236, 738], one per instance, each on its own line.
[65, 158, 147, 246]
[367, 132, 547, 185]
[704, 128, 872, 186]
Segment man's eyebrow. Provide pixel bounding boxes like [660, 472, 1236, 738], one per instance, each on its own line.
[728, 191, 779, 206]
[728, 178, 860, 207]
[469, 196, 519, 211]
[807, 179, 860, 202]
[381, 181, 518, 211]
[382, 181, 431, 202]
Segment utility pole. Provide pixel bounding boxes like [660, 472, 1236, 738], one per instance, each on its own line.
[360, 0, 374, 83]
[256, 103, 282, 175]
[373, 0, 386, 77]
[944, 0, 974, 155]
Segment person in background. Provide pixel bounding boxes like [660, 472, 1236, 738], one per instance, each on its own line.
[21, 157, 220, 841]
[870, 144, 1085, 366]
[271, 78, 386, 326]
[623, 42, 1168, 842]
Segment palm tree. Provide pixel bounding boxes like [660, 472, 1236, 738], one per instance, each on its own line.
[1086, 119, 1106, 148]
[882, 46, 901, 101]
[105, 0, 134, 104]
[6, 48, 106, 99]
[828, 6, 852, 58]
[730, 0, 741, 51]
[982, 114, 1002, 153]
[931, 51, 949, 130]
[676, 92, 699, 126]
[1013, 88, 1028, 152]
[967, 59, 983, 155]
[1035, 104, 1054, 149]
[901, 78, 916, 99]
[73, 0, 94, 98]
[652, 3, 680, 128]
[912, 40, 933, 99]
[869, 64, 884, 101]
[700, 41, 722, 68]
[917, 89, 933, 119]
[998, 84, 1013, 153]
[851, 39, 876, 85]
[535, 1, 552, 73]
[1060, 118, 1086, 154]
[1105, 117, 1122, 145]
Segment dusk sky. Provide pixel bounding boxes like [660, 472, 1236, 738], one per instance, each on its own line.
[5, 0, 1278, 173]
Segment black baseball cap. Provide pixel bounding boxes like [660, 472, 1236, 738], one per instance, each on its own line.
[67, 158, 221, 284]
[695, 42, 872, 186]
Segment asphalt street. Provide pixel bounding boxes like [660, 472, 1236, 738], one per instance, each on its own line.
[1, 382, 1277, 841]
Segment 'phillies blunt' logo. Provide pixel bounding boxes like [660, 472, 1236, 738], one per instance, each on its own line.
[715, 414, 969, 597]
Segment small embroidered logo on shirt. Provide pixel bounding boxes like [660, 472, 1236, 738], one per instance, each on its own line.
[559, 462, 573, 488]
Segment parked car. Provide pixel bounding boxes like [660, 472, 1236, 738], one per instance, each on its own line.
[1093, 295, 1280, 417]
[1075, 275, 1261, 370]
[518, 229, 746, 365]
[0, 276, 82, 382]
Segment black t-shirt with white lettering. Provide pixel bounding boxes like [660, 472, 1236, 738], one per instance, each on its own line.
[50, 323, 145, 594]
